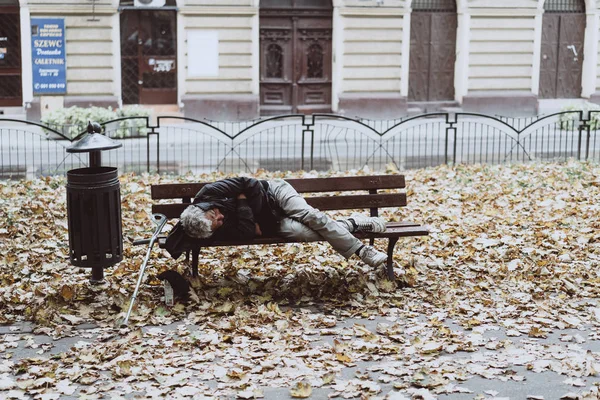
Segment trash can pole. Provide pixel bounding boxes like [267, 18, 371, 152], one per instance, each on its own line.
[88, 149, 103, 284]
[89, 151, 101, 168]
[122, 213, 167, 326]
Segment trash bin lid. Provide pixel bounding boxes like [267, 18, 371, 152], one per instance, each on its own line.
[66, 122, 123, 153]
[67, 133, 122, 153]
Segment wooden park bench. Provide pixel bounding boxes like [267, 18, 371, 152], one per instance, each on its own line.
[141, 175, 429, 280]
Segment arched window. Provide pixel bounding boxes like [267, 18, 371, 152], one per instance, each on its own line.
[307, 43, 323, 78]
[266, 44, 283, 78]
[544, 0, 585, 13]
[412, 0, 456, 12]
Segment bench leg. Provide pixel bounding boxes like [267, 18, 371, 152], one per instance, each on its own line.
[191, 248, 199, 278]
[386, 237, 399, 280]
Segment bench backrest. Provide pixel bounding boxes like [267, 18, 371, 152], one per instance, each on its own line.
[151, 175, 407, 219]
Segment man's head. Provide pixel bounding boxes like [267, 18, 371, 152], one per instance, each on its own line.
[180, 205, 224, 239]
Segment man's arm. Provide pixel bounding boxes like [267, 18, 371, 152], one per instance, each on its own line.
[197, 177, 265, 217]
[196, 177, 260, 199]
[214, 194, 256, 240]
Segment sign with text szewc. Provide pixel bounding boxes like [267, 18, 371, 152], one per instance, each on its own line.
[31, 18, 66, 95]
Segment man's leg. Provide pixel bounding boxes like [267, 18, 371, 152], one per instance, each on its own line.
[269, 179, 387, 267]
[337, 214, 386, 233]
[279, 215, 384, 241]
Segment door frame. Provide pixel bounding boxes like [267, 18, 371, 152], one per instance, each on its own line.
[538, 6, 587, 98]
[581, 4, 598, 98]
[0, 5, 22, 107]
[407, 1, 458, 103]
[259, 2, 333, 116]
[404, 0, 466, 103]
[535, 0, 595, 99]
[119, 8, 178, 105]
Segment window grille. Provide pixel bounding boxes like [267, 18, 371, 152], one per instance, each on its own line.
[119, 0, 176, 6]
[261, 0, 331, 8]
[412, 0, 456, 12]
[544, 0, 585, 13]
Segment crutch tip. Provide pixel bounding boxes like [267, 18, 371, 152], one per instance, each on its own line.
[116, 318, 129, 328]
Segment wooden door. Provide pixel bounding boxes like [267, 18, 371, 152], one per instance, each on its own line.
[539, 1, 585, 99]
[0, 5, 22, 107]
[408, 10, 457, 102]
[260, 17, 294, 115]
[295, 19, 332, 114]
[260, 2, 332, 116]
[120, 10, 177, 105]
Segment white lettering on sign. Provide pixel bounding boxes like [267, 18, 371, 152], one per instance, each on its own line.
[38, 68, 60, 77]
[34, 58, 64, 65]
[36, 48, 62, 56]
[152, 59, 175, 72]
[33, 39, 63, 48]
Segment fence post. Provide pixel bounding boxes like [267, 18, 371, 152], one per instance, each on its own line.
[146, 127, 152, 173]
[583, 111, 594, 161]
[302, 115, 315, 171]
[445, 113, 456, 164]
[154, 126, 160, 174]
[577, 111, 584, 161]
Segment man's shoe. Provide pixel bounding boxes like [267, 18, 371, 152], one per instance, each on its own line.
[350, 214, 386, 233]
[358, 245, 388, 268]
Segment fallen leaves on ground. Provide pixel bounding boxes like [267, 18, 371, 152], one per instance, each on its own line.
[1, 161, 600, 398]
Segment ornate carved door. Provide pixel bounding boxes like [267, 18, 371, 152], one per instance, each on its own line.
[408, 0, 457, 102]
[120, 9, 177, 104]
[539, 0, 586, 99]
[0, 4, 22, 107]
[260, 1, 332, 115]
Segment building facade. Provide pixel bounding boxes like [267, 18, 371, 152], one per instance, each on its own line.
[0, 0, 599, 120]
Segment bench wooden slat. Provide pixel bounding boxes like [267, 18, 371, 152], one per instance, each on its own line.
[151, 175, 406, 200]
[152, 193, 407, 219]
[156, 224, 429, 248]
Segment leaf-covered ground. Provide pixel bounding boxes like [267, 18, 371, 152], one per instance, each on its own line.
[1, 161, 600, 399]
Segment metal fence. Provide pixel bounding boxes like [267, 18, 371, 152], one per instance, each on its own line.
[0, 110, 598, 179]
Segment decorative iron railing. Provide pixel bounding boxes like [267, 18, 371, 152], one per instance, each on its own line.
[0, 111, 597, 179]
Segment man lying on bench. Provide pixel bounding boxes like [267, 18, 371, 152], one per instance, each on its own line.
[160, 177, 390, 297]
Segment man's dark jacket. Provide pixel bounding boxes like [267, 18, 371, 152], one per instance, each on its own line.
[164, 177, 281, 259]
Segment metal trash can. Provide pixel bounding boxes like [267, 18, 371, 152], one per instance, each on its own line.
[66, 166, 123, 281]
[66, 121, 123, 283]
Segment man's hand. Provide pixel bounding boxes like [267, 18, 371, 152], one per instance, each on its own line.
[255, 223, 262, 236]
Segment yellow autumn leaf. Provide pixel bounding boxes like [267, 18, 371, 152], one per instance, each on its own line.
[59, 285, 75, 301]
[290, 381, 312, 398]
[528, 326, 547, 338]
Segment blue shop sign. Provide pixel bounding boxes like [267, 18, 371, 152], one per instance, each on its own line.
[31, 18, 66, 95]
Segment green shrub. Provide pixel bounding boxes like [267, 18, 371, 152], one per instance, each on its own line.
[559, 102, 600, 130]
[41, 105, 151, 139]
[114, 105, 151, 138]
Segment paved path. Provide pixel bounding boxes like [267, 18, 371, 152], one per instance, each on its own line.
[2, 311, 600, 399]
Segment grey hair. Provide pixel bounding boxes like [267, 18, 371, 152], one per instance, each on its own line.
[180, 205, 214, 239]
